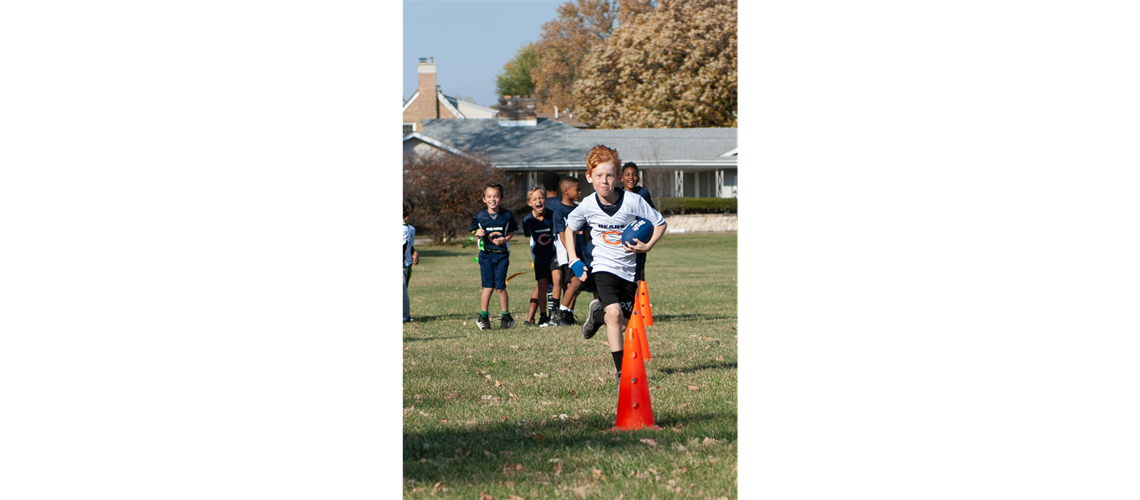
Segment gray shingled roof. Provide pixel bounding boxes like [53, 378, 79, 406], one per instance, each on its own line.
[418, 118, 736, 169]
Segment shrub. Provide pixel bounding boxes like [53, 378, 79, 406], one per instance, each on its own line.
[403, 152, 524, 244]
[655, 197, 736, 215]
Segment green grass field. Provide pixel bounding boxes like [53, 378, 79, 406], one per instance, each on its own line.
[404, 233, 737, 500]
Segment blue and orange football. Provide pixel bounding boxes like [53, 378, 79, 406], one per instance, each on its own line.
[622, 218, 653, 246]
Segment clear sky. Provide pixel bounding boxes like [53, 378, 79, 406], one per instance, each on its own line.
[403, 0, 562, 108]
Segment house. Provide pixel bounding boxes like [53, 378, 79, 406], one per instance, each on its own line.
[402, 58, 497, 135]
[404, 97, 737, 198]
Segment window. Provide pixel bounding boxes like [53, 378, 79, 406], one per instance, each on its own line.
[403, 123, 415, 135]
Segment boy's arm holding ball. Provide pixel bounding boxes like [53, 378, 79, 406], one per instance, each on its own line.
[622, 222, 666, 253]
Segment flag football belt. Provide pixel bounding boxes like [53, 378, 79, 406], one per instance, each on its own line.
[481, 249, 509, 254]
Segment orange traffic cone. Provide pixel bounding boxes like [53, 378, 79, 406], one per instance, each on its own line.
[630, 305, 651, 361]
[638, 281, 654, 327]
[613, 312, 656, 430]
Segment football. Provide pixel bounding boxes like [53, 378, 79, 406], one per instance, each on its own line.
[621, 218, 654, 246]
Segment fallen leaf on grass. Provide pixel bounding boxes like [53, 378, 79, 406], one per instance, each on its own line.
[444, 392, 462, 399]
[649, 385, 660, 391]
[557, 367, 568, 373]
[505, 495, 523, 500]
[413, 394, 422, 400]
[503, 480, 515, 487]
[495, 380, 502, 387]
[603, 341, 609, 346]
[685, 385, 700, 391]
[533, 372, 548, 378]
[502, 463, 525, 475]
[552, 462, 562, 474]
[484, 450, 496, 458]
[533, 434, 546, 441]
[678, 403, 690, 410]
[597, 377, 605, 382]
[479, 492, 493, 500]
[716, 356, 724, 361]
[703, 437, 721, 445]
[501, 415, 508, 422]
[508, 392, 518, 399]
[568, 389, 576, 396]
[672, 443, 687, 451]
[432, 481, 444, 494]
[592, 468, 602, 478]
[485, 374, 493, 380]
[498, 451, 513, 456]
[639, 438, 658, 447]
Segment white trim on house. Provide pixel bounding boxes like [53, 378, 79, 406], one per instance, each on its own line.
[719, 147, 737, 157]
[437, 90, 465, 119]
[402, 132, 479, 160]
[402, 91, 419, 112]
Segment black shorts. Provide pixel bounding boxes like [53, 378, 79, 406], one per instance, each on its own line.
[594, 271, 637, 319]
[534, 257, 555, 281]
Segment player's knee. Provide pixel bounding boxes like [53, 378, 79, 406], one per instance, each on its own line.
[604, 307, 622, 324]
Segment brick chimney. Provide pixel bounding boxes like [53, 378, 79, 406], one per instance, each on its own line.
[403, 57, 458, 133]
[419, 57, 438, 119]
[497, 95, 537, 127]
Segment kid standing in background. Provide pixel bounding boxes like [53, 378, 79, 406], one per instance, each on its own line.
[470, 183, 518, 330]
[521, 186, 556, 326]
[541, 170, 566, 317]
[564, 146, 667, 388]
[621, 162, 654, 282]
[402, 199, 419, 323]
[551, 175, 588, 326]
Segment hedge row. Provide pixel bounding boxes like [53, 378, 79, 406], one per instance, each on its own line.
[655, 197, 737, 215]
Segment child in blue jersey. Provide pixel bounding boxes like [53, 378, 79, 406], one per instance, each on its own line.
[403, 199, 419, 323]
[551, 175, 591, 326]
[621, 162, 654, 282]
[564, 146, 667, 389]
[520, 186, 557, 326]
[470, 183, 519, 330]
[541, 170, 566, 316]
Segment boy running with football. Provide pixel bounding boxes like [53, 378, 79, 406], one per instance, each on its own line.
[564, 145, 667, 387]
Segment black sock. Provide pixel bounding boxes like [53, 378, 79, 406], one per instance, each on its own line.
[591, 305, 606, 326]
[611, 350, 623, 374]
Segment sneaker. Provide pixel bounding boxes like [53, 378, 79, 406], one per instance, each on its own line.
[615, 371, 622, 392]
[523, 320, 535, 327]
[549, 309, 566, 327]
[538, 314, 551, 327]
[476, 316, 491, 331]
[581, 299, 604, 340]
[562, 309, 577, 325]
[500, 313, 515, 329]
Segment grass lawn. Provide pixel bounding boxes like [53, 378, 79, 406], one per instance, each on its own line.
[404, 232, 738, 500]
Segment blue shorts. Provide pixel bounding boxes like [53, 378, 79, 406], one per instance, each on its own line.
[480, 251, 510, 289]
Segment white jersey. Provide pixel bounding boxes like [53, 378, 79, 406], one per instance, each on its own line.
[402, 224, 416, 267]
[565, 190, 665, 282]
